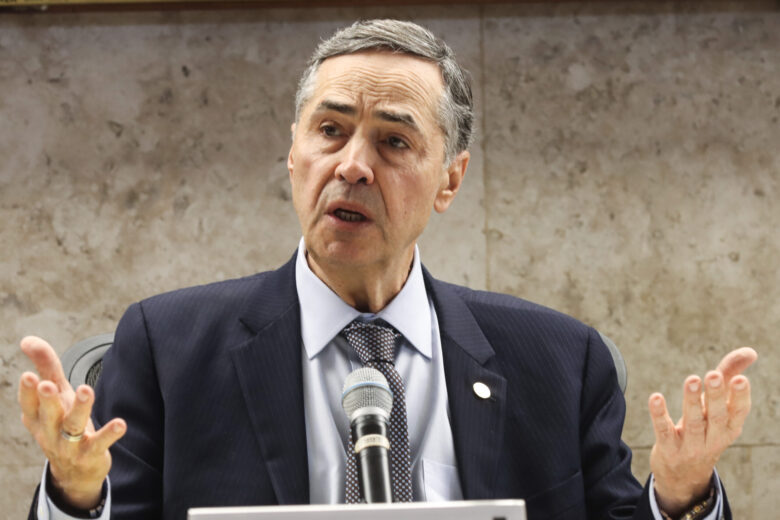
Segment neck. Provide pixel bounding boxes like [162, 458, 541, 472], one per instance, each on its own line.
[305, 248, 414, 313]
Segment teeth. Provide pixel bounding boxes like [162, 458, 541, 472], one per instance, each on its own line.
[334, 209, 366, 222]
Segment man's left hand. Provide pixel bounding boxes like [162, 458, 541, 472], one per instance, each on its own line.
[648, 346, 757, 517]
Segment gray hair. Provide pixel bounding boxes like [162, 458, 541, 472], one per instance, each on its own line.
[294, 19, 474, 164]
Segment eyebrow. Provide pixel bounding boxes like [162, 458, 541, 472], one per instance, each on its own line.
[314, 100, 421, 133]
[315, 100, 356, 116]
[375, 109, 419, 132]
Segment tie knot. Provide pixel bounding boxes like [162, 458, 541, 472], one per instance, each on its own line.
[342, 320, 400, 365]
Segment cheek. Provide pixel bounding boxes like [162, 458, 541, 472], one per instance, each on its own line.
[289, 171, 308, 209]
[292, 153, 323, 191]
[391, 176, 438, 220]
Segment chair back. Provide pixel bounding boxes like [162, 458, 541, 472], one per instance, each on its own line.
[60, 333, 114, 388]
[597, 331, 628, 393]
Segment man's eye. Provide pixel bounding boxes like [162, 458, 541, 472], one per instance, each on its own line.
[320, 124, 342, 137]
[387, 136, 409, 149]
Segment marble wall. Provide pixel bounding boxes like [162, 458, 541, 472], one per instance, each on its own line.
[1, 2, 777, 517]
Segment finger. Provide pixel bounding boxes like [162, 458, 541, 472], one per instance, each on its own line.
[18, 372, 41, 421]
[681, 376, 706, 445]
[648, 393, 678, 449]
[716, 347, 758, 383]
[703, 370, 729, 440]
[20, 336, 71, 392]
[88, 419, 127, 455]
[726, 375, 751, 440]
[61, 385, 95, 438]
[37, 381, 65, 445]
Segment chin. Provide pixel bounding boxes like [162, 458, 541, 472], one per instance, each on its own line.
[309, 240, 379, 268]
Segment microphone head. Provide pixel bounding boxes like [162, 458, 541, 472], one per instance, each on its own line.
[341, 367, 393, 420]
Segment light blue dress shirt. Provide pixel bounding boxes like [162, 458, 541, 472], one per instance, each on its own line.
[40, 238, 720, 519]
[294, 239, 462, 503]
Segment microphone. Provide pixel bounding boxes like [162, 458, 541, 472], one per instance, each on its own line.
[341, 366, 394, 503]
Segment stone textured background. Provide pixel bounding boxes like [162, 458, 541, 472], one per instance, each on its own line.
[1, 2, 777, 517]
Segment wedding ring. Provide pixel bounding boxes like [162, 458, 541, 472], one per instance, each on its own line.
[60, 428, 85, 442]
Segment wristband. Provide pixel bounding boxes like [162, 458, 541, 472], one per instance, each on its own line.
[659, 484, 716, 520]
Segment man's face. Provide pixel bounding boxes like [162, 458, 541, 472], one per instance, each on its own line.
[288, 51, 466, 274]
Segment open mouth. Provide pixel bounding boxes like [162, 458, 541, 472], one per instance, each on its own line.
[333, 208, 367, 222]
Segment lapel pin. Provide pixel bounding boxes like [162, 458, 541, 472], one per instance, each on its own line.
[472, 381, 491, 399]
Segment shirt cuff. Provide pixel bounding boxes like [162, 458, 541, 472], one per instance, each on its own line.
[648, 469, 723, 520]
[38, 461, 111, 520]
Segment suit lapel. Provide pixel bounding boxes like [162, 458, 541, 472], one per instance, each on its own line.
[230, 256, 310, 504]
[424, 270, 507, 499]
[226, 257, 507, 504]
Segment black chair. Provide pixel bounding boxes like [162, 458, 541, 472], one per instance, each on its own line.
[60, 333, 114, 388]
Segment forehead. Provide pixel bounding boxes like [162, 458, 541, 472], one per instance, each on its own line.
[308, 51, 444, 124]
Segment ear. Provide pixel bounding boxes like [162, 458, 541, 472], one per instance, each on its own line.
[287, 123, 296, 177]
[433, 150, 469, 213]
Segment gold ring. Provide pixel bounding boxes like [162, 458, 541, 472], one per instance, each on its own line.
[60, 429, 85, 442]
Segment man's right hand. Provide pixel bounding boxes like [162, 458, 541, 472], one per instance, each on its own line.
[18, 336, 126, 510]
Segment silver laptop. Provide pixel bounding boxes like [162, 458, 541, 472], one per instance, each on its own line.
[189, 500, 526, 520]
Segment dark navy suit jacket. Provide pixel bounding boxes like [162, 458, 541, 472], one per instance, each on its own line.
[30, 253, 730, 519]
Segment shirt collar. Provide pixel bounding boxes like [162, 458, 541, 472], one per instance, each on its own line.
[295, 238, 432, 361]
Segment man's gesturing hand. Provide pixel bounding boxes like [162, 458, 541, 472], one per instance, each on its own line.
[648, 347, 757, 517]
[18, 336, 126, 510]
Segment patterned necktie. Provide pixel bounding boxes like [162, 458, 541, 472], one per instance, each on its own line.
[343, 320, 413, 503]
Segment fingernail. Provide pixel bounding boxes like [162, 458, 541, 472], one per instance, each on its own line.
[22, 376, 34, 388]
[652, 396, 663, 407]
[113, 423, 124, 432]
[688, 381, 700, 392]
[77, 390, 89, 402]
[708, 376, 722, 388]
[734, 378, 747, 390]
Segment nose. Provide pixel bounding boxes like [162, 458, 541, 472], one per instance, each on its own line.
[334, 134, 375, 185]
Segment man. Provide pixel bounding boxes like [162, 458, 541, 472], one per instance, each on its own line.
[19, 19, 756, 520]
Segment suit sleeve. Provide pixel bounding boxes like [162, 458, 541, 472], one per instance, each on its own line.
[574, 327, 649, 518]
[90, 302, 165, 519]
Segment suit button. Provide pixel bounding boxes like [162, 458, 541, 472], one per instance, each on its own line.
[472, 382, 491, 399]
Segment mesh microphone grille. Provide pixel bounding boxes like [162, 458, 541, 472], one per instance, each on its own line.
[341, 367, 393, 417]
